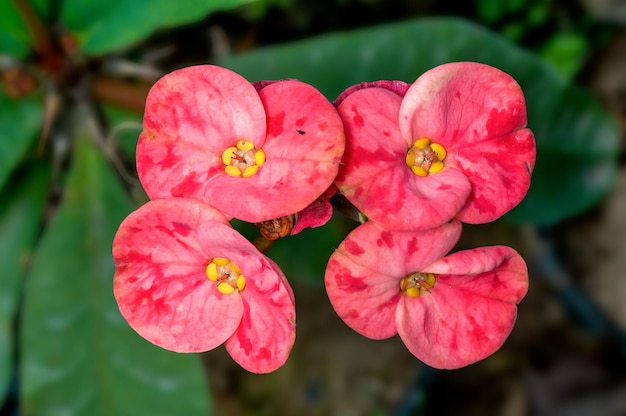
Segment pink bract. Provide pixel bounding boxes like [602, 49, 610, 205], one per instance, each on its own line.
[335, 62, 536, 230]
[291, 184, 337, 235]
[136, 65, 345, 223]
[112, 198, 296, 373]
[324, 220, 528, 369]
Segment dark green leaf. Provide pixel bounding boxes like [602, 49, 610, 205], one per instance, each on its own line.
[21, 110, 211, 416]
[0, 94, 43, 191]
[0, 164, 49, 404]
[219, 17, 620, 225]
[61, 0, 258, 55]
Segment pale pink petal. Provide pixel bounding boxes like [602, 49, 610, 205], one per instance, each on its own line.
[205, 80, 345, 222]
[399, 62, 535, 223]
[336, 87, 471, 230]
[137, 65, 267, 201]
[325, 220, 462, 339]
[396, 246, 528, 369]
[113, 198, 243, 352]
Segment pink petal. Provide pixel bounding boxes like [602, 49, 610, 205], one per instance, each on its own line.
[454, 128, 535, 223]
[399, 62, 535, 223]
[137, 65, 267, 201]
[205, 80, 345, 223]
[113, 198, 243, 353]
[336, 87, 471, 230]
[396, 246, 528, 369]
[225, 258, 296, 373]
[291, 184, 337, 235]
[324, 220, 462, 339]
[334, 79, 410, 106]
[197, 222, 296, 373]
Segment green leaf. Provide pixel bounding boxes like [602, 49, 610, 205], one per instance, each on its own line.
[0, 2, 32, 57]
[0, 164, 49, 404]
[0, 94, 43, 191]
[233, 214, 352, 285]
[21, 112, 211, 415]
[61, 0, 258, 55]
[219, 17, 620, 226]
[0, 0, 51, 57]
[539, 31, 589, 79]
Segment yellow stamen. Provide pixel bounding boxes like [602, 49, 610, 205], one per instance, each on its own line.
[221, 147, 238, 165]
[236, 275, 246, 291]
[221, 140, 265, 178]
[229, 261, 241, 274]
[217, 282, 235, 294]
[400, 272, 436, 297]
[405, 137, 446, 177]
[429, 161, 444, 174]
[206, 262, 219, 281]
[430, 143, 446, 160]
[212, 257, 230, 266]
[205, 257, 246, 295]
[254, 149, 266, 166]
[414, 137, 430, 149]
[237, 139, 254, 151]
[405, 151, 415, 167]
[405, 287, 421, 297]
[411, 166, 428, 177]
[224, 165, 242, 177]
[242, 165, 259, 177]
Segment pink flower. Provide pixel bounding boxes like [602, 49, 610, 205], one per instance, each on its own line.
[324, 220, 528, 369]
[112, 198, 296, 373]
[136, 64, 345, 223]
[334, 62, 536, 230]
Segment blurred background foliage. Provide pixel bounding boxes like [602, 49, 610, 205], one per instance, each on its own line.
[1, 0, 624, 415]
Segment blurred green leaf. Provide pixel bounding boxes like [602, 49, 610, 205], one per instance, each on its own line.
[270, 215, 352, 285]
[0, 164, 49, 404]
[540, 31, 589, 79]
[0, 93, 43, 191]
[219, 17, 620, 226]
[0, 1, 51, 57]
[476, 0, 507, 23]
[0, 2, 32, 58]
[233, 214, 353, 285]
[102, 105, 143, 162]
[61, 0, 259, 55]
[21, 111, 211, 415]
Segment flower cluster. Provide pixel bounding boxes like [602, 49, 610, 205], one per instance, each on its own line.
[326, 62, 535, 368]
[112, 62, 536, 373]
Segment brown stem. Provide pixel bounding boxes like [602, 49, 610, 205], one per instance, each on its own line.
[89, 75, 152, 113]
[13, 0, 54, 58]
[252, 236, 275, 254]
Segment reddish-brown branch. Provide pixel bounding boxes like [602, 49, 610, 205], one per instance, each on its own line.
[12, 0, 54, 58]
[90, 76, 152, 113]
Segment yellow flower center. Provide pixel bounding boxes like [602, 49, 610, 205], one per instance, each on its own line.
[400, 272, 436, 297]
[206, 257, 246, 295]
[221, 139, 266, 178]
[405, 137, 446, 177]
